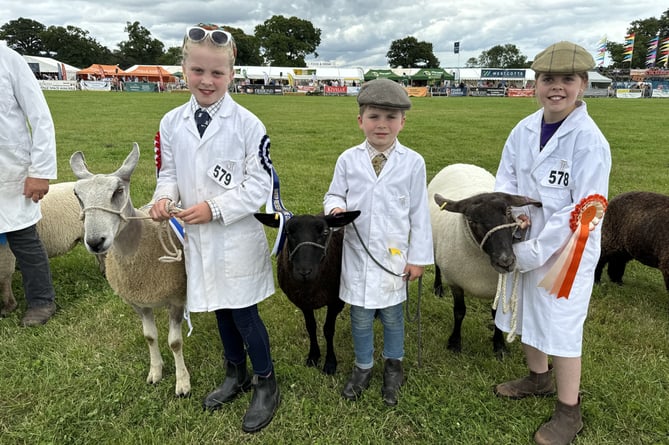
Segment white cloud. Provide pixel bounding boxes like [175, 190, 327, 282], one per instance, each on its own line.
[2, 1, 666, 67]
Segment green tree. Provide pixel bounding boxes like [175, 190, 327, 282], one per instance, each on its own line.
[117, 21, 164, 68]
[42, 25, 114, 67]
[225, 26, 263, 66]
[157, 46, 182, 65]
[254, 15, 321, 66]
[613, 9, 669, 68]
[387, 36, 440, 68]
[478, 44, 527, 68]
[465, 57, 479, 68]
[0, 17, 46, 55]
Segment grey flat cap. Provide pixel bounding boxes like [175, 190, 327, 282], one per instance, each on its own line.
[357, 78, 411, 110]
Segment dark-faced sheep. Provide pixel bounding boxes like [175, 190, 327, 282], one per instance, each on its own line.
[595, 191, 669, 291]
[70, 143, 190, 396]
[255, 211, 360, 375]
[428, 164, 541, 356]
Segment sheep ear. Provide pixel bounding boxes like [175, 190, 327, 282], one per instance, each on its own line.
[70, 151, 93, 179]
[113, 143, 140, 181]
[434, 194, 461, 213]
[325, 210, 361, 228]
[254, 212, 282, 228]
[505, 194, 542, 208]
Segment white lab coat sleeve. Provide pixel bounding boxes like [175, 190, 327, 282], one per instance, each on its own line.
[152, 111, 181, 202]
[324, 154, 349, 214]
[13, 53, 56, 180]
[406, 157, 434, 266]
[494, 129, 520, 195]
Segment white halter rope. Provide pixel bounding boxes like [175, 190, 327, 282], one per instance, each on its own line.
[79, 199, 183, 263]
[461, 214, 525, 343]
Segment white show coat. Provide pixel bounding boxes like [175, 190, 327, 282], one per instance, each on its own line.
[153, 93, 274, 312]
[324, 141, 433, 309]
[0, 46, 57, 233]
[494, 102, 611, 357]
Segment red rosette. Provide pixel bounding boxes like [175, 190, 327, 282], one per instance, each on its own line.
[539, 194, 608, 299]
[154, 131, 161, 174]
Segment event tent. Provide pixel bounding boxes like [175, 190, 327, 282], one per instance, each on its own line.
[364, 69, 401, 81]
[412, 68, 455, 81]
[125, 65, 177, 83]
[22, 55, 80, 81]
[77, 64, 126, 79]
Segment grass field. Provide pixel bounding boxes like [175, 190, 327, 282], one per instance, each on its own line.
[1, 91, 668, 444]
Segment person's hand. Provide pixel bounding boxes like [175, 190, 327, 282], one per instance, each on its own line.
[176, 201, 212, 224]
[150, 198, 172, 221]
[403, 264, 424, 281]
[24, 177, 50, 203]
[329, 207, 345, 215]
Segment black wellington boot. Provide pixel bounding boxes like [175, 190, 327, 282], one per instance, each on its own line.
[242, 372, 280, 433]
[381, 358, 404, 406]
[203, 360, 252, 411]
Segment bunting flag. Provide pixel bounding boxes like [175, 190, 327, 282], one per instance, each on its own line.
[646, 35, 660, 67]
[595, 36, 607, 67]
[659, 37, 669, 67]
[539, 195, 608, 299]
[623, 33, 635, 62]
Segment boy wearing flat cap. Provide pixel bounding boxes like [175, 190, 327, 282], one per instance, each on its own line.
[492, 41, 611, 445]
[324, 78, 433, 406]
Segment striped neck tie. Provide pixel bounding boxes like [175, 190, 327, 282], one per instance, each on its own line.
[372, 153, 386, 176]
[194, 108, 211, 137]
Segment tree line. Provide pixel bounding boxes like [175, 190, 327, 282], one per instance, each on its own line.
[1, 9, 667, 71]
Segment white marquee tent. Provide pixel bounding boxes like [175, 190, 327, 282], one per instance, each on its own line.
[22, 55, 80, 81]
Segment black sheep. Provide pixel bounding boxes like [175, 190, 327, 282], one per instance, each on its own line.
[255, 211, 360, 374]
[595, 191, 669, 291]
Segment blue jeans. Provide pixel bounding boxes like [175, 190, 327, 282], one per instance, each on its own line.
[6, 224, 55, 307]
[350, 303, 404, 369]
[215, 305, 273, 376]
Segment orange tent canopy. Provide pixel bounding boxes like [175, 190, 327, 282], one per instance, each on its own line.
[77, 64, 126, 78]
[124, 65, 176, 83]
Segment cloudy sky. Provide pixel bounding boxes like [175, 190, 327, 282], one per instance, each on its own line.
[2, 1, 666, 67]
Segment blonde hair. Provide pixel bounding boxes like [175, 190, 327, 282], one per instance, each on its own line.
[181, 36, 237, 69]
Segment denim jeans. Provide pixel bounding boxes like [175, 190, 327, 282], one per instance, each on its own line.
[6, 224, 55, 307]
[350, 302, 404, 369]
[215, 305, 273, 376]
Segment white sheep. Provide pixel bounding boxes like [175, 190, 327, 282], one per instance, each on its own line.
[70, 143, 190, 397]
[428, 163, 541, 356]
[0, 181, 102, 316]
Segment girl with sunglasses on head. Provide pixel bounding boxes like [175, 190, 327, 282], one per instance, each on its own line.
[149, 23, 279, 433]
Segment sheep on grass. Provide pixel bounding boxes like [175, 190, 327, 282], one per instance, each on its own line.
[70, 143, 190, 397]
[428, 164, 541, 356]
[0, 181, 103, 316]
[595, 191, 669, 291]
[255, 210, 360, 374]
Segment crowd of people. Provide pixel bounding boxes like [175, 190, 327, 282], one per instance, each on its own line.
[2, 28, 612, 444]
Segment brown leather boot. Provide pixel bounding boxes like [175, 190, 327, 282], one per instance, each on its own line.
[534, 398, 583, 445]
[381, 359, 404, 406]
[494, 368, 555, 399]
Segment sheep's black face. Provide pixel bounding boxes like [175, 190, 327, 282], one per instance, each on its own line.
[462, 195, 516, 273]
[285, 215, 330, 282]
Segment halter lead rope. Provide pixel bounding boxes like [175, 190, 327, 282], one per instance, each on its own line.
[350, 221, 424, 367]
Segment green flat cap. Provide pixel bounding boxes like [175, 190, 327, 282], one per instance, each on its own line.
[357, 78, 411, 110]
[531, 41, 595, 74]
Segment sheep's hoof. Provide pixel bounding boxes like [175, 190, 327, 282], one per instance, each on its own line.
[323, 361, 337, 375]
[1, 300, 18, 317]
[146, 367, 163, 385]
[493, 345, 508, 361]
[446, 341, 462, 353]
[306, 357, 319, 368]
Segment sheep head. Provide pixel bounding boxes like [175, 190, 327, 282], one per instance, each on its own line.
[434, 192, 541, 273]
[255, 210, 361, 282]
[70, 143, 140, 255]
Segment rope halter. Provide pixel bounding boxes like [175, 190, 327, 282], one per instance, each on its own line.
[288, 229, 332, 261]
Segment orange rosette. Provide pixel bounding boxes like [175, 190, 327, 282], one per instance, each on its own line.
[539, 194, 607, 299]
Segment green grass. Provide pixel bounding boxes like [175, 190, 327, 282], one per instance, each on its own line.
[1, 91, 668, 444]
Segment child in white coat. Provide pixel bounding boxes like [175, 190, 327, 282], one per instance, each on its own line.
[324, 78, 433, 406]
[493, 41, 611, 445]
[149, 24, 278, 433]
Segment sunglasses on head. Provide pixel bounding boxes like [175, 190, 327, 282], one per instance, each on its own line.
[186, 26, 233, 46]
